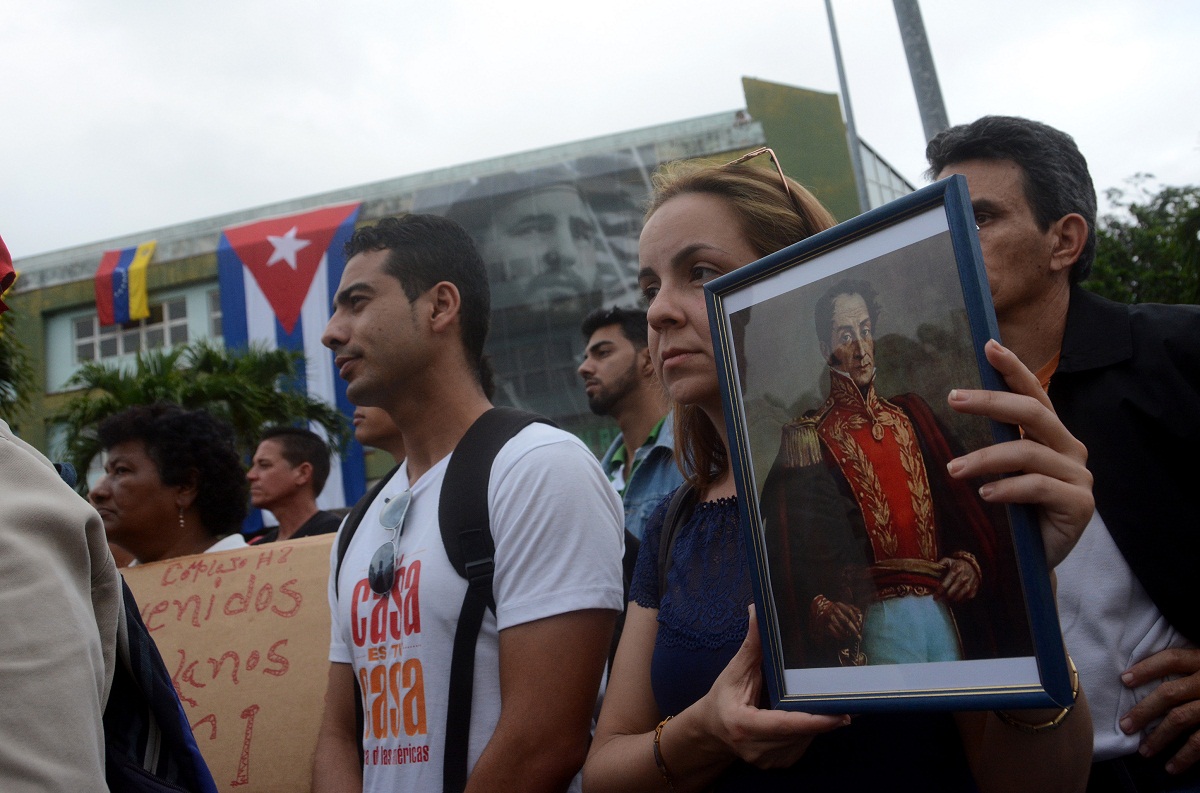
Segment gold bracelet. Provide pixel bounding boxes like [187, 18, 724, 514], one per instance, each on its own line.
[653, 715, 675, 789]
[993, 655, 1080, 734]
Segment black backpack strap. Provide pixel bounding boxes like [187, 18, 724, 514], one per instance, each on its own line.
[656, 484, 697, 602]
[608, 528, 640, 672]
[333, 463, 401, 760]
[439, 407, 553, 793]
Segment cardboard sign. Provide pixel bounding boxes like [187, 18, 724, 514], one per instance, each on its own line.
[122, 535, 335, 792]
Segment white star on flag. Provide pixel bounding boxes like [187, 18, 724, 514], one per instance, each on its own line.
[266, 226, 312, 270]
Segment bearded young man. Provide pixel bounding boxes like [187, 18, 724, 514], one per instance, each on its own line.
[578, 306, 683, 541]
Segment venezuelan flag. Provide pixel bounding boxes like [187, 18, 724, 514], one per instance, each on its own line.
[95, 241, 156, 326]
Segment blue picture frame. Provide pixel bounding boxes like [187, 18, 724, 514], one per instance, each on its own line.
[705, 175, 1072, 713]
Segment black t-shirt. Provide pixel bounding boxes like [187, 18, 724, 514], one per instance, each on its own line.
[250, 509, 342, 544]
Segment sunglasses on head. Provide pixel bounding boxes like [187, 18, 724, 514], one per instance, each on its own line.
[723, 146, 803, 216]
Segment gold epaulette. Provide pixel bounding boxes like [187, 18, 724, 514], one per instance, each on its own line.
[778, 402, 830, 468]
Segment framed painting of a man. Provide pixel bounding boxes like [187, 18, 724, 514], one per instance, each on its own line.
[706, 176, 1072, 713]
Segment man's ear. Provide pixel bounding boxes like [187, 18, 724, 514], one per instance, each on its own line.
[294, 461, 313, 487]
[638, 346, 655, 378]
[819, 342, 832, 365]
[1049, 213, 1089, 274]
[427, 281, 462, 333]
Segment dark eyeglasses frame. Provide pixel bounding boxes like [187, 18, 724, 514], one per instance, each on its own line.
[367, 489, 413, 596]
[724, 146, 802, 216]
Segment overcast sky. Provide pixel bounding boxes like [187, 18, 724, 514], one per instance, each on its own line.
[3, 0, 1197, 260]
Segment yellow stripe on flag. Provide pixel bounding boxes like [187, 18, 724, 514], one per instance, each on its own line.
[127, 241, 156, 322]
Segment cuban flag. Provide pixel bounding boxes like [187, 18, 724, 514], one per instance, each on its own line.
[217, 202, 366, 517]
[95, 241, 156, 326]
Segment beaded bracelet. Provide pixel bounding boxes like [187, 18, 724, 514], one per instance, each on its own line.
[653, 715, 675, 789]
[993, 655, 1080, 734]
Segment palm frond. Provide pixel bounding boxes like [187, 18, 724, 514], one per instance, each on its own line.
[52, 340, 351, 490]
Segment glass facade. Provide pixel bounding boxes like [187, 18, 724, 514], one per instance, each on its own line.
[860, 140, 915, 210]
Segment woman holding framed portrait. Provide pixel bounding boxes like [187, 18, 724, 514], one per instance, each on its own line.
[582, 151, 1094, 792]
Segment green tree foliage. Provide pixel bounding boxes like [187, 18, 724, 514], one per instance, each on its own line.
[53, 339, 349, 485]
[1087, 176, 1200, 305]
[0, 310, 35, 420]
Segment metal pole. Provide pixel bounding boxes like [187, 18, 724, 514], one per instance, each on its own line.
[893, 0, 950, 142]
[825, 0, 870, 214]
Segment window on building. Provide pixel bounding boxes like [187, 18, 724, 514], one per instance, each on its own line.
[73, 298, 191, 364]
[208, 289, 222, 339]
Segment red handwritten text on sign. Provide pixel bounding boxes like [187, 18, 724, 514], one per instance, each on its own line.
[123, 535, 334, 793]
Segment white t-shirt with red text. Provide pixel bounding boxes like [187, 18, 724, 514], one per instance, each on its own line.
[328, 423, 624, 793]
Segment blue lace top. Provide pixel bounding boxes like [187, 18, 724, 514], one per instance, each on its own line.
[630, 492, 978, 792]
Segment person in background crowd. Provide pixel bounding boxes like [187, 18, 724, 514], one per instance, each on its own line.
[352, 405, 405, 464]
[350, 355, 501, 466]
[89, 403, 249, 563]
[583, 151, 1095, 792]
[248, 426, 341, 544]
[579, 305, 683, 542]
[928, 115, 1200, 793]
[108, 541, 136, 568]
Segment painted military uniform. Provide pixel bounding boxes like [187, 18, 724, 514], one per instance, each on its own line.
[762, 369, 1028, 668]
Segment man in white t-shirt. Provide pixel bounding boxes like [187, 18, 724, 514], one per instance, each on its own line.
[313, 214, 624, 793]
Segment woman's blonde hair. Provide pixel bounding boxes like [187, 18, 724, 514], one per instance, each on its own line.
[646, 157, 837, 494]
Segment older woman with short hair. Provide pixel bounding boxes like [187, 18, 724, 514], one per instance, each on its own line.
[89, 403, 248, 563]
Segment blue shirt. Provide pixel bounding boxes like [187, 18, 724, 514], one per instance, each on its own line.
[630, 494, 976, 792]
[599, 412, 684, 542]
